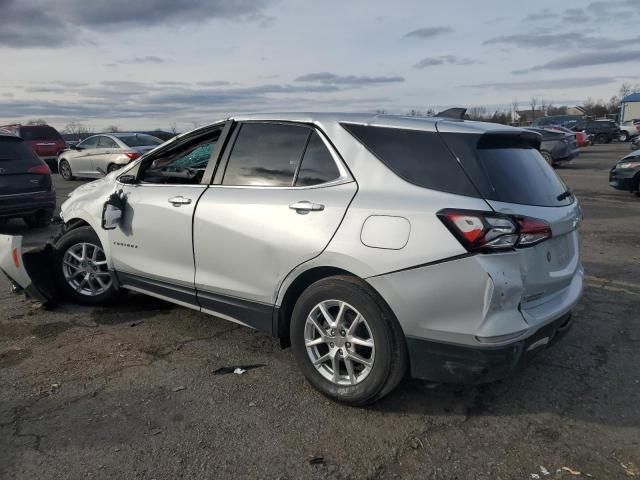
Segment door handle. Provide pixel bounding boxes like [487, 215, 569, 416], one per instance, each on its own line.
[168, 196, 192, 206]
[289, 201, 324, 214]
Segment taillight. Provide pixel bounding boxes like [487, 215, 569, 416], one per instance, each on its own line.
[438, 209, 551, 252]
[125, 152, 141, 161]
[28, 164, 51, 175]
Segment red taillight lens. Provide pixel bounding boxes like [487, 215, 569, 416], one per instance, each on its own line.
[28, 164, 51, 175]
[125, 152, 141, 161]
[438, 209, 551, 252]
[516, 217, 552, 247]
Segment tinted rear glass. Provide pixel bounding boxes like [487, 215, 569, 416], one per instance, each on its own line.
[295, 132, 340, 186]
[440, 132, 572, 207]
[118, 134, 162, 147]
[342, 124, 479, 197]
[0, 137, 41, 164]
[20, 126, 62, 141]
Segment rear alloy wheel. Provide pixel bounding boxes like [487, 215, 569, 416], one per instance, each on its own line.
[291, 276, 408, 406]
[53, 226, 116, 305]
[59, 160, 75, 180]
[541, 151, 554, 166]
[23, 210, 52, 228]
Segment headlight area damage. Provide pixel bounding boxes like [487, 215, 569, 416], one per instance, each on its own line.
[1, 234, 59, 305]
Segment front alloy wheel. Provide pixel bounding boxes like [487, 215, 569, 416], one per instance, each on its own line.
[62, 242, 112, 296]
[304, 300, 375, 386]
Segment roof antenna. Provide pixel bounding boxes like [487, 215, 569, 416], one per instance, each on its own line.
[435, 108, 467, 120]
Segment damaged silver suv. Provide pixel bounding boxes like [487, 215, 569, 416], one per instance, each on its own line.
[1, 113, 583, 405]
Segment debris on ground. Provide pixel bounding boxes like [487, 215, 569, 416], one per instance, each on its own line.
[621, 461, 639, 477]
[171, 386, 186, 392]
[410, 437, 423, 450]
[540, 466, 550, 476]
[561, 466, 582, 476]
[212, 364, 266, 375]
[309, 456, 325, 466]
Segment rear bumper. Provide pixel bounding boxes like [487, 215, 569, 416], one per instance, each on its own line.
[0, 191, 56, 218]
[406, 312, 572, 384]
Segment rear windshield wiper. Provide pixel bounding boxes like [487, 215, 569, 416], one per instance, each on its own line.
[557, 189, 573, 201]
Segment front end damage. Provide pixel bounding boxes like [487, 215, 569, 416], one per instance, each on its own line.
[0, 234, 59, 305]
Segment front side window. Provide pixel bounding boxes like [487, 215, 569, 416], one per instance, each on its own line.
[222, 123, 310, 187]
[78, 136, 98, 149]
[295, 132, 341, 186]
[139, 130, 220, 185]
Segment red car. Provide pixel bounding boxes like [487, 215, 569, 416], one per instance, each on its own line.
[0, 124, 66, 172]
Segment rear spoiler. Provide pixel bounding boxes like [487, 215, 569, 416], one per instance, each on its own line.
[477, 130, 542, 150]
[0, 235, 57, 304]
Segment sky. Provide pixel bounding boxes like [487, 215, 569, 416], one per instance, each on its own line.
[1, 0, 639, 131]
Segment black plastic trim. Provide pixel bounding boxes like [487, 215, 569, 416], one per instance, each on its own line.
[117, 271, 199, 307]
[197, 289, 275, 334]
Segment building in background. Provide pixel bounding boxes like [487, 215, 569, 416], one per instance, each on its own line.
[620, 93, 640, 122]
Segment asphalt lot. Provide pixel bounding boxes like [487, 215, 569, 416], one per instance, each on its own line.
[1, 144, 639, 479]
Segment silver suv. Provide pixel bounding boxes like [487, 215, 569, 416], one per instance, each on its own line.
[1, 113, 583, 405]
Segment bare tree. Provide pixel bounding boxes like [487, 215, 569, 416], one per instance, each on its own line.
[26, 119, 46, 125]
[62, 122, 93, 136]
[169, 122, 178, 135]
[620, 82, 632, 99]
[105, 125, 120, 133]
[529, 97, 538, 115]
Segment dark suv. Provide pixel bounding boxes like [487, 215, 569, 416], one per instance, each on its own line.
[0, 124, 66, 172]
[577, 120, 620, 144]
[0, 131, 56, 229]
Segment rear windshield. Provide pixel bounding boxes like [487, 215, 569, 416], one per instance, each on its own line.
[341, 124, 479, 197]
[19, 126, 62, 141]
[118, 134, 162, 147]
[0, 137, 41, 166]
[440, 132, 572, 207]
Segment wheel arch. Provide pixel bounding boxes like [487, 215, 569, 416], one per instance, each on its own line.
[274, 265, 395, 347]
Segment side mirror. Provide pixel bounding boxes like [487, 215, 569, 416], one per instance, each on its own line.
[102, 191, 126, 230]
[118, 174, 138, 185]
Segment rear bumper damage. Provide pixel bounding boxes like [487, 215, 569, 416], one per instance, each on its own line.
[0, 234, 59, 304]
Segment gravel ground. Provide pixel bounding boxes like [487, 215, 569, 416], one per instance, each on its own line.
[1, 143, 639, 479]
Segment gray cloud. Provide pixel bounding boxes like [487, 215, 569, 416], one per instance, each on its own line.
[514, 50, 640, 74]
[403, 26, 453, 39]
[0, 0, 275, 48]
[119, 55, 165, 64]
[463, 76, 617, 91]
[197, 80, 233, 86]
[295, 72, 404, 86]
[562, 8, 590, 23]
[484, 32, 636, 50]
[522, 9, 552, 22]
[414, 55, 477, 69]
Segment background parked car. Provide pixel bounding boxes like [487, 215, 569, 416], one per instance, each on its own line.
[545, 125, 590, 148]
[0, 130, 55, 229]
[618, 119, 640, 142]
[0, 123, 65, 172]
[632, 136, 640, 150]
[577, 119, 620, 144]
[58, 133, 163, 180]
[531, 115, 584, 129]
[526, 127, 579, 166]
[609, 149, 640, 195]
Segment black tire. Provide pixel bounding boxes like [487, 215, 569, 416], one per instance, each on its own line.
[290, 275, 408, 406]
[59, 159, 75, 180]
[53, 226, 117, 305]
[596, 133, 608, 144]
[23, 210, 52, 228]
[620, 131, 630, 142]
[107, 163, 121, 174]
[541, 151, 554, 166]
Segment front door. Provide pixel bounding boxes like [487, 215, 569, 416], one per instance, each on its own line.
[73, 136, 100, 177]
[109, 126, 225, 306]
[193, 122, 357, 330]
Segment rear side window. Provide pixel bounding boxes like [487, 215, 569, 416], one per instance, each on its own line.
[98, 136, 118, 148]
[440, 132, 572, 207]
[0, 137, 42, 168]
[223, 123, 310, 187]
[119, 134, 162, 147]
[295, 132, 340, 186]
[342, 124, 479, 197]
[19, 126, 62, 141]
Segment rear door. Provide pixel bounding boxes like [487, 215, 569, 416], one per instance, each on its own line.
[193, 122, 356, 330]
[439, 129, 582, 309]
[20, 126, 63, 159]
[94, 136, 121, 172]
